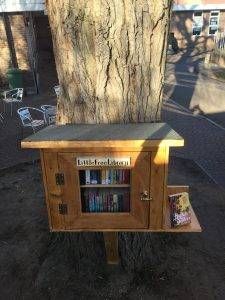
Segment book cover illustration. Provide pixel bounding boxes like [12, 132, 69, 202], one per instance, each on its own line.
[168, 192, 191, 227]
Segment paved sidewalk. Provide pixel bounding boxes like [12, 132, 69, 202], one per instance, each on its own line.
[162, 99, 225, 188]
[0, 91, 56, 169]
[165, 52, 225, 128]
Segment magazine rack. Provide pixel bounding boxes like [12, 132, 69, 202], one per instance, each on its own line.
[21, 123, 201, 263]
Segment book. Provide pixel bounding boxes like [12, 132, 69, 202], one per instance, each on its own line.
[168, 192, 191, 227]
[81, 188, 130, 213]
[113, 194, 118, 212]
[79, 170, 86, 185]
[101, 170, 106, 184]
[85, 170, 90, 184]
[90, 170, 98, 184]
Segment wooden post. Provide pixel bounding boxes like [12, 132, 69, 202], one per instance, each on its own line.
[103, 232, 119, 264]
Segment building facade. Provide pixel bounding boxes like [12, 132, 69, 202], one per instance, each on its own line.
[0, 0, 57, 93]
[1, 1, 224, 90]
[171, 0, 225, 51]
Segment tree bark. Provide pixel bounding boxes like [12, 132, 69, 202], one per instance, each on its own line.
[46, 0, 173, 268]
[46, 0, 172, 124]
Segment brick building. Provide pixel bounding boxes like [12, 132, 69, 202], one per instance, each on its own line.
[1, 1, 224, 91]
[0, 0, 57, 93]
[171, 0, 225, 51]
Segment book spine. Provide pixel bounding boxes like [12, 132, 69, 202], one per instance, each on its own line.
[90, 170, 98, 184]
[113, 194, 118, 212]
[97, 170, 101, 184]
[95, 194, 99, 212]
[99, 194, 103, 212]
[85, 170, 90, 184]
[101, 170, 106, 184]
[79, 170, 86, 185]
[108, 170, 111, 184]
[118, 194, 122, 212]
[106, 170, 109, 184]
[122, 170, 125, 184]
[85, 191, 89, 212]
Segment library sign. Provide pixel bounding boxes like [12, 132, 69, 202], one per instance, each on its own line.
[77, 157, 131, 167]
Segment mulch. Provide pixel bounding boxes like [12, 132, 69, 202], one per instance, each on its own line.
[0, 156, 225, 299]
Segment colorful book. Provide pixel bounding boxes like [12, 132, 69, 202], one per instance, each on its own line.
[113, 194, 118, 212]
[85, 170, 90, 184]
[168, 192, 191, 227]
[101, 170, 106, 184]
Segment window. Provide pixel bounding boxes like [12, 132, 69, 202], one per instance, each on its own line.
[209, 11, 220, 35]
[193, 11, 203, 36]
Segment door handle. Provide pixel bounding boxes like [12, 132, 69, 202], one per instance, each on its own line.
[140, 190, 153, 201]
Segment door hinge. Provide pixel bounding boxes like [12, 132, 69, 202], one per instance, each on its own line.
[59, 203, 68, 215]
[55, 173, 64, 185]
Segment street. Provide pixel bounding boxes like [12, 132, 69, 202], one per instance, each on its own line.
[163, 51, 225, 188]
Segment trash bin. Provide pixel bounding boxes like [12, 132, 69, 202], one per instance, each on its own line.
[7, 68, 23, 89]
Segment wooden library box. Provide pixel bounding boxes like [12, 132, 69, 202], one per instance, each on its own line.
[21, 123, 201, 233]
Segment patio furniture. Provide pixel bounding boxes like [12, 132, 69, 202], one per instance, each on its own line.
[0, 113, 3, 123]
[3, 88, 23, 116]
[41, 105, 56, 124]
[17, 107, 47, 135]
[53, 85, 60, 97]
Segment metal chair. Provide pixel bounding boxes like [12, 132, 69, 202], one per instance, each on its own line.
[3, 88, 24, 116]
[41, 105, 56, 124]
[0, 112, 3, 123]
[17, 107, 47, 135]
[53, 85, 60, 97]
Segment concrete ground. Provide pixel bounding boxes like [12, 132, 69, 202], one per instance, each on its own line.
[1, 156, 225, 299]
[165, 51, 225, 128]
[0, 91, 56, 169]
[164, 50, 225, 188]
[1, 51, 225, 190]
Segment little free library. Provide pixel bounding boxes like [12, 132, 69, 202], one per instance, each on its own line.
[21, 123, 201, 263]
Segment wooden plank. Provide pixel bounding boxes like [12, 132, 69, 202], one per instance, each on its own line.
[42, 151, 65, 230]
[162, 147, 169, 229]
[21, 123, 184, 141]
[149, 147, 168, 230]
[21, 139, 184, 149]
[57, 153, 80, 230]
[39, 147, 167, 153]
[40, 150, 52, 229]
[103, 232, 119, 264]
[130, 151, 150, 228]
[80, 184, 130, 188]
[21, 123, 184, 149]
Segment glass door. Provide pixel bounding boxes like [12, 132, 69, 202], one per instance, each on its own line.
[79, 169, 130, 213]
[58, 152, 150, 230]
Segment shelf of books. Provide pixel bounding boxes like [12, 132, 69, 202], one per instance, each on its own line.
[79, 169, 131, 213]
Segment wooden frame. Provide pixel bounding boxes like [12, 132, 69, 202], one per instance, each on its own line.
[22, 123, 201, 234]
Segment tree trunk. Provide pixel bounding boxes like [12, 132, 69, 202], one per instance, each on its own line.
[46, 0, 172, 268]
[46, 0, 172, 124]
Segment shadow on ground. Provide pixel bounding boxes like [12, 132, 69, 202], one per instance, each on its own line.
[0, 91, 56, 169]
[0, 157, 225, 299]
